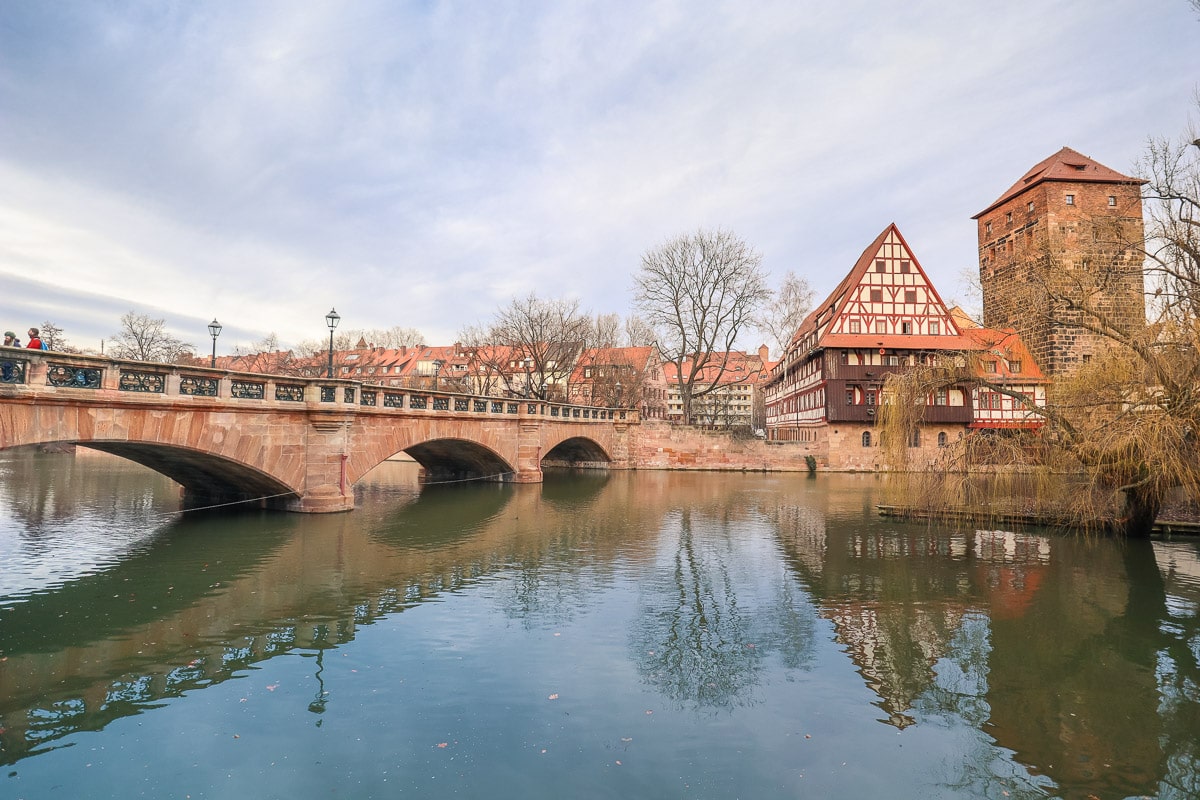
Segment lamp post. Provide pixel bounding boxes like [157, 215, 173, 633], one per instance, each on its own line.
[432, 359, 444, 390]
[522, 357, 533, 398]
[325, 308, 340, 379]
[614, 380, 622, 408]
[208, 318, 222, 368]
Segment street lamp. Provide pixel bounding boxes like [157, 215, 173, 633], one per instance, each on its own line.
[207, 318, 222, 368]
[325, 308, 340, 379]
[522, 357, 533, 397]
[614, 380, 622, 408]
[432, 359, 444, 390]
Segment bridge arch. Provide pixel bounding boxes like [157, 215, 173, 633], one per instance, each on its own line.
[543, 435, 613, 468]
[400, 438, 517, 485]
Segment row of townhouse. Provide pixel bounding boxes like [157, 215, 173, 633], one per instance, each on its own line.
[209, 337, 770, 428]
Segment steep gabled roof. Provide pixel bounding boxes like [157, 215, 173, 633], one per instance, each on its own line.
[787, 223, 967, 353]
[960, 327, 1047, 382]
[973, 146, 1144, 218]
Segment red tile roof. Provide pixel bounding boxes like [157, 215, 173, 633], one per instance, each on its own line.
[973, 146, 1144, 218]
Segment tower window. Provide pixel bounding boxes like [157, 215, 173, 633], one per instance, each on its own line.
[1006, 212, 1013, 224]
[1027, 201, 1035, 212]
[1065, 194, 1075, 205]
[1108, 196, 1116, 207]
[985, 222, 992, 235]
[862, 431, 871, 447]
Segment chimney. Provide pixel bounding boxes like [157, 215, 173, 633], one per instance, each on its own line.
[759, 343, 769, 362]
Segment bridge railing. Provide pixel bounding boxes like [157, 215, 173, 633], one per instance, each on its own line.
[0, 348, 638, 424]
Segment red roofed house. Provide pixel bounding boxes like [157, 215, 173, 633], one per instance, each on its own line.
[763, 223, 1046, 469]
[567, 346, 668, 419]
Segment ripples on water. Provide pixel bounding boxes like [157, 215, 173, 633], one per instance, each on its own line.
[3, 452, 1200, 799]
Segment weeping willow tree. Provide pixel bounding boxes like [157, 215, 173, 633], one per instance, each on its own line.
[879, 123, 1200, 538]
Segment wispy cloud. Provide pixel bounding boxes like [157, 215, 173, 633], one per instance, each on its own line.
[1, 0, 1196, 352]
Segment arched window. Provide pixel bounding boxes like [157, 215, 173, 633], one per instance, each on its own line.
[909, 429, 920, 448]
[862, 431, 871, 448]
[937, 431, 947, 447]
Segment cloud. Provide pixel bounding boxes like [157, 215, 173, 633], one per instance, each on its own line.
[1, 0, 1197, 352]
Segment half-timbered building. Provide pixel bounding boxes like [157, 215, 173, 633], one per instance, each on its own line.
[764, 223, 1044, 469]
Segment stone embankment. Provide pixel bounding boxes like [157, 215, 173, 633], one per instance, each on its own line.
[631, 421, 813, 472]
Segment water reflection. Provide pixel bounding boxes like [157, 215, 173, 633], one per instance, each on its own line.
[0, 454, 1198, 799]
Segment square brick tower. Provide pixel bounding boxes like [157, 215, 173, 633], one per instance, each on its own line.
[973, 147, 1146, 376]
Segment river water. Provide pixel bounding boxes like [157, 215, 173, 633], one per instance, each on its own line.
[1, 449, 1199, 799]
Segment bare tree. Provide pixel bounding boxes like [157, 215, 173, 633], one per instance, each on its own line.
[359, 326, 425, 348]
[460, 294, 594, 400]
[38, 321, 76, 353]
[756, 270, 814, 358]
[623, 314, 658, 347]
[634, 228, 771, 425]
[108, 311, 193, 363]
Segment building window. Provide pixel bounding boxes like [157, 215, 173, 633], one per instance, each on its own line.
[1007, 360, 1021, 373]
[1027, 201, 1035, 212]
[909, 429, 920, 448]
[1108, 196, 1116, 207]
[862, 431, 871, 447]
[937, 431, 947, 447]
[875, 321, 886, 334]
[900, 260, 911, 273]
[935, 388, 948, 406]
[849, 320, 861, 333]
[1065, 194, 1075, 205]
[905, 290, 916, 303]
[846, 389, 855, 405]
[929, 321, 940, 335]
[870, 289, 883, 302]
[1006, 212, 1013, 224]
[901, 321, 912, 334]
[875, 259, 886, 272]
[985, 222, 992, 236]
[866, 390, 876, 406]
[1082, 353, 1092, 364]
[984, 361, 997, 373]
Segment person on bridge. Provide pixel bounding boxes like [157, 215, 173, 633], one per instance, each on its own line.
[25, 328, 43, 350]
[3, 331, 18, 347]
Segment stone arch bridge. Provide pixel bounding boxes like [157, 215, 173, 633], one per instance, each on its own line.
[0, 350, 637, 512]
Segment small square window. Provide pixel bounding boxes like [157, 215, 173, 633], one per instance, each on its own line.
[1007, 360, 1022, 373]
[875, 321, 887, 334]
[904, 290, 916, 303]
[985, 361, 997, 373]
[870, 289, 882, 303]
[849, 320, 861, 333]
[929, 321, 940, 335]
[901, 321, 912, 334]
[1108, 196, 1116, 207]
[900, 260, 911, 273]
[1065, 194, 1074, 205]
[875, 259, 886, 272]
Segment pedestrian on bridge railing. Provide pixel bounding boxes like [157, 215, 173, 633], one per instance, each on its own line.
[26, 327, 45, 351]
[3, 331, 18, 347]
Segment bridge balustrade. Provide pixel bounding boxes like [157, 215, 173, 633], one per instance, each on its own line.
[0, 349, 638, 424]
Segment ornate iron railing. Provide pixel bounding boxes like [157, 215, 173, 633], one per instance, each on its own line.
[119, 371, 166, 393]
[48, 364, 102, 389]
[230, 380, 265, 400]
[1, 358, 27, 384]
[179, 376, 218, 396]
[276, 384, 306, 402]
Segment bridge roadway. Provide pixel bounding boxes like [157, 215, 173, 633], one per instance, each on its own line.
[0, 348, 637, 512]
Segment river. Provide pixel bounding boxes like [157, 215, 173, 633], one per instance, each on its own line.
[1, 449, 1198, 799]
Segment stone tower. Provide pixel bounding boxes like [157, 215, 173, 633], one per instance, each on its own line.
[973, 147, 1146, 377]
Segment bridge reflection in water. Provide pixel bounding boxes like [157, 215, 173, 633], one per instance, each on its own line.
[1, 453, 1199, 798]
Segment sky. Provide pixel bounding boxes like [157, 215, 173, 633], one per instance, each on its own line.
[1, 1, 1198, 356]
